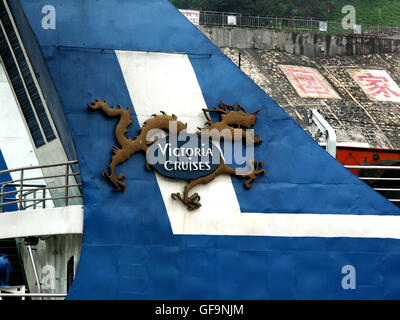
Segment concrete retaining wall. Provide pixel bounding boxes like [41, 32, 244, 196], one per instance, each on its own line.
[199, 26, 400, 57]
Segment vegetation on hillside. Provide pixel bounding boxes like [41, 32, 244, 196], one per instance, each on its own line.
[329, 0, 400, 27]
[170, 0, 400, 27]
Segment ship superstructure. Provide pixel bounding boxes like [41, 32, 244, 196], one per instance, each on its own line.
[0, 0, 400, 300]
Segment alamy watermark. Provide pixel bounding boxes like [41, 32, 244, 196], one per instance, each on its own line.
[41, 264, 56, 290]
[42, 5, 56, 30]
[341, 265, 356, 290]
[145, 121, 257, 175]
[341, 5, 356, 30]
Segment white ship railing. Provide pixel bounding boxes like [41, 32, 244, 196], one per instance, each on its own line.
[0, 161, 82, 301]
[344, 165, 400, 203]
[0, 160, 82, 213]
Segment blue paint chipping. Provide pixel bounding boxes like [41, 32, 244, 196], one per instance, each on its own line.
[8, 0, 400, 299]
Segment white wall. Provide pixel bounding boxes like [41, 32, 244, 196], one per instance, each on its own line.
[0, 61, 41, 175]
[17, 234, 82, 300]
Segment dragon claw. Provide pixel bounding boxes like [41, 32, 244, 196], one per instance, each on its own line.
[171, 192, 182, 200]
[189, 193, 200, 203]
[117, 173, 126, 180]
[254, 135, 263, 145]
[243, 159, 266, 189]
[102, 169, 127, 192]
[102, 169, 109, 178]
[171, 192, 202, 210]
[113, 180, 127, 192]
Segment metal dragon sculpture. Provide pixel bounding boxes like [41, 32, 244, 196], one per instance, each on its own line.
[88, 99, 265, 210]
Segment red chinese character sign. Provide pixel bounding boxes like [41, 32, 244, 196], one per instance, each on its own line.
[178, 9, 200, 25]
[279, 65, 340, 99]
[348, 69, 400, 103]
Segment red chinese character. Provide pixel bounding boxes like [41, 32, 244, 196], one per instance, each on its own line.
[288, 69, 331, 96]
[357, 72, 400, 98]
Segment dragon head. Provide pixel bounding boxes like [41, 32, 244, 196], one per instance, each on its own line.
[220, 106, 262, 129]
[200, 102, 264, 144]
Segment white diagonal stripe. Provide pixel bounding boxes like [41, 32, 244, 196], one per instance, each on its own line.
[116, 50, 400, 239]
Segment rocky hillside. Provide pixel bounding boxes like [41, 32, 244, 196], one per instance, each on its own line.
[223, 48, 400, 149]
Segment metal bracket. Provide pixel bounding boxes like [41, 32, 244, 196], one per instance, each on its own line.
[307, 109, 337, 158]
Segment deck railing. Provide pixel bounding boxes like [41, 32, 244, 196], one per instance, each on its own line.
[344, 165, 400, 204]
[0, 160, 82, 213]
